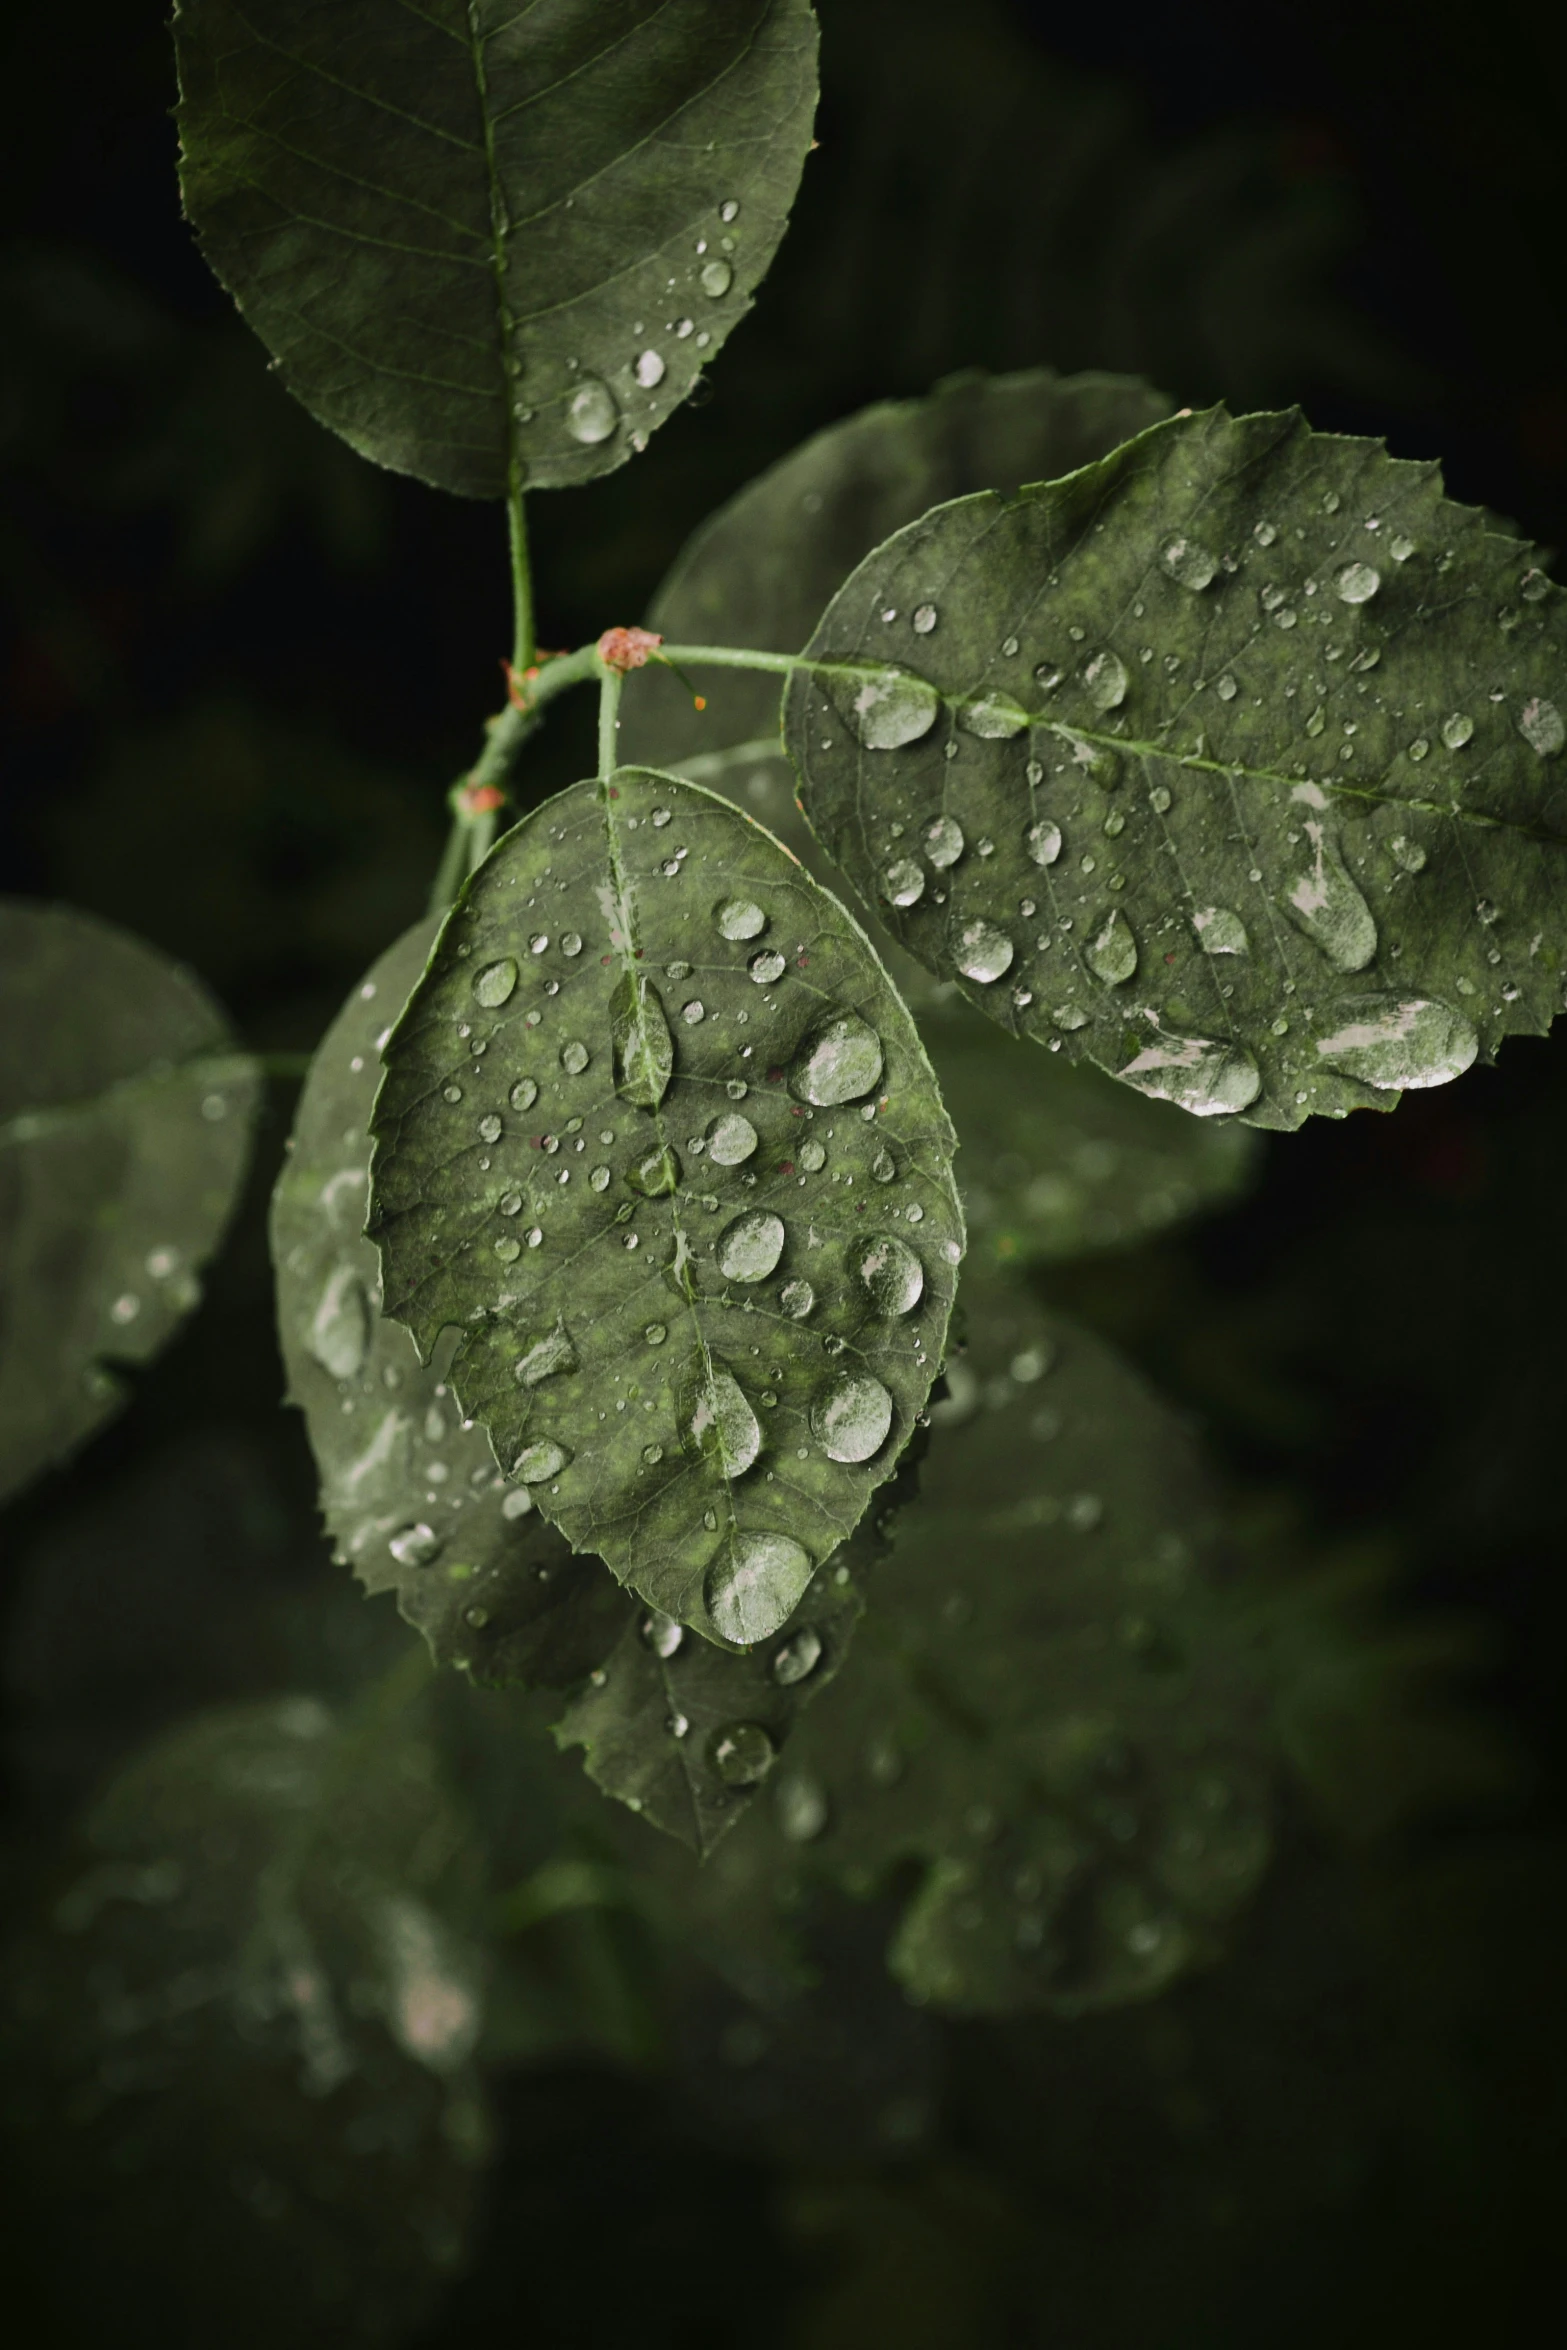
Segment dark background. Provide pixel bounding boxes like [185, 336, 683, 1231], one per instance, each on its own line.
[2, 1, 1564, 2342]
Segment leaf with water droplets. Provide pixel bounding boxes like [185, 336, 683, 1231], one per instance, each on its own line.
[0, 899, 259, 1506]
[664, 1271, 1274, 2014]
[272, 921, 629, 1689]
[174, 0, 819, 493]
[786, 405, 1567, 1129]
[368, 771, 962, 1644]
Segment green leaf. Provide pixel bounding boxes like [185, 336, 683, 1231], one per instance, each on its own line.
[0, 899, 258, 1506]
[920, 988, 1259, 1267]
[173, 0, 819, 496]
[368, 769, 963, 1645]
[679, 1272, 1273, 2015]
[272, 918, 628, 1689]
[555, 1533, 866, 1857]
[0, 1687, 492, 2343]
[785, 404, 1567, 1130]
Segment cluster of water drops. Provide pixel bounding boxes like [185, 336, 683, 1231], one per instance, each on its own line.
[554, 199, 744, 451]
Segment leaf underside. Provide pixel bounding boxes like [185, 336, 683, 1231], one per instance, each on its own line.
[368, 769, 963, 1647]
[786, 404, 1567, 1130]
[0, 897, 258, 1506]
[272, 919, 629, 1690]
[174, 0, 819, 495]
[681, 1271, 1274, 2015]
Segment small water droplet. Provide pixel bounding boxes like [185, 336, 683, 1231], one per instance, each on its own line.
[635, 348, 665, 388]
[792, 1016, 883, 1106]
[1084, 909, 1137, 985]
[772, 1625, 823, 1685]
[810, 1370, 894, 1462]
[719, 198, 740, 223]
[308, 1268, 370, 1380]
[589, 1165, 610, 1192]
[443, 1084, 463, 1104]
[882, 857, 925, 906]
[389, 1523, 442, 1568]
[1215, 674, 1238, 701]
[956, 920, 1014, 983]
[706, 1534, 814, 1644]
[799, 1139, 826, 1173]
[1025, 820, 1063, 867]
[682, 1000, 706, 1025]
[924, 815, 964, 868]
[1389, 532, 1416, 562]
[1160, 535, 1217, 590]
[1315, 994, 1479, 1089]
[780, 1279, 815, 1318]
[1333, 561, 1380, 604]
[709, 1722, 775, 1784]
[1083, 650, 1128, 710]
[493, 1236, 521, 1262]
[1441, 712, 1474, 750]
[700, 258, 733, 298]
[640, 1609, 683, 1657]
[717, 1209, 786, 1281]
[1408, 737, 1430, 762]
[1192, 906, 1249, 956]
[473, 958, 518, 1007]
[513, 1439, 570, 1482]
[644, 1324, 668, 1349]
[707, 1112, 758, 1165]
[1390, 836, 1427, 873]
[1254, 520, 1279, 546]
[749, 949, 786, 985]
[854, 1231, 924, 1317]
[477, 1113, 502, 1143]
[871, 1146, 896, 1182]
[776, 1772, 829, 1842]
[510, 1077, 538, 1111]
[1519, 696, 1566, 756]
[515, 1321, 579, 1387]
[847, 666, 940, 749]
[561, 1040, 590, 1074]
[561, 932, 583, 957]
[912, 603, 938, 634]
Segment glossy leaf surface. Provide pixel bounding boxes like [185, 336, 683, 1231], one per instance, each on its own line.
[0, 899, 258, 1504]
[369, 770, 962, 1645]
[272, 920, 628, 1688]
[786, 406, 1567, 1129]
[174, 0, 819, 494]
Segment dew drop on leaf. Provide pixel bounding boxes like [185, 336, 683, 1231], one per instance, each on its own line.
[1284, 821, 1378, 971]
[810, 1370, 894, 1462]
[1159, 535, 1218, 590]
[510, 1077, 538, 1111]
[611, 970, 674, 1109]
[853, 1231, 924, 1317]
[700, 258, 734, 298]
[1441, 712, 1474, 750]
[1192, 906, 1249, 955]
[473, 957, 518, 1007]
[1025, 820, 1063, 867]
[1333, 561, 1380, 604]
[308, 1267, 370, 1380]
[514, 1321, 579, 1387]
[566, 376, 619, 445]
[771, 1624, 823, 1685]
[960, 694, 1029, 740]
[477, 1113, 502, 1143]
[925, 816, 964, 869]
[388, 1523, 442, 1568]
[847, 666, 941, 750]
[1519, 696, 1566, 756]
[1084, 909, 1138, 986]
[1117, 1031, 1261, 1117]
[513, 1439, 570, 1482]
[629, 1145, 681, 1196]
[716, 897, 767, 940]
[912, 603, 938, 634]
[706, 1112, 758, 1165]
[560, 1041, 590, 1074]
[776, 1771, 829, 1842]
[1314, 994, 1479, 1089]
[640, 1609, 683, 1658]
[705, 1533, 814, 1645]
[709, 1721, 775, 1784]
[1083, 650, 1128, 710]
[956, 921, 1015, 983]
[882, 858, 926, 906]
[688, 1369, 762, 1477]
[635, 349, 666, 388]
[717, 1209, 786, 1281]
[749, 949, 786, 984]
[792, 1015, 884, 1106]
[779, 1278, 815, 1319]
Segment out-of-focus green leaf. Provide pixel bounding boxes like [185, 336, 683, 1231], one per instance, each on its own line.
[174, 0, 818, 495]
[273, 919, 628, 1689]
[786, 405, 1567, 1130]
[0, 899, 258, 1505]
[0, 1686, 492, 2346]
[369, 770, 962, 1645]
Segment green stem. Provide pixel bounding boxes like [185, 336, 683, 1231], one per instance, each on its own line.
[507, 483, 535, 674]
[597, 662, 624, 779]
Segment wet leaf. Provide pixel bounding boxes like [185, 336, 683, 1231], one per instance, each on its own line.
[174, 0, 819, 495]
[786, 404, 1567, 1129]
[0, 1688, 492, 2346]
[368, 769, 962, 1645]
[272, 919, 628, 1689]
[0, 898, 258, 1505]
[683, 1272, 1273, 2014]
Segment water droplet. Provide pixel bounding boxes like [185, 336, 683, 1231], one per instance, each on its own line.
[1390, 836, 1427, 873]
[1160, 535, 1217, 590]
[1408, 737, 1430, 762]
[630, 1144, 680, 1195]
[494, 1236, 521, 1262]
[1285, 820, 1378, 971]
[1315, 994, 1479, 1089]
[780, 1279, 815, 1318]
[1025, 820, 1063, 867]
[515, 1321, 579, 1387]
[443, 1085, 463, 1104]
[635, 348, 665, 388]
[776, 1772, 829, 1842]
[1084, 909, 1137, 985]
[961, 694, 1028, 739]
[643, 1324, 668, 1349]
[1333, 561, 1380, 604]
[561, 932, 583, 957]
[389, 1523, 442, 1568]
[871, 1146, 896, 1182]
[1215, 673, 1238, 701]
[710, 1721, 774, 1784]
[612, 970, 674, 1109]
[717, 1209, 785, 1281]
[640, 1609, 683, 1658]
[882, 858, 925, 906]
[749, 949, 786, 984]
[707, 1112, 758, 1165]
[1389, 532, 1416, 562]
[713, 898, 765, 944]
[912, 603, 938, 634]
[1192, 906, 1249, 956]
[1254, 520, 1279, 546]
[719, 198, 740, 223]
[689, 1369, 762, 1477]
[561, 1040, 590, 1074]
[706, 1534, 814, 1644]
[922, 816, 964, 870]
[792, 1015, 883, 1106]
[1441, 712, 1474, 750]
[513, 1439, 570, 1482]
[477, 1112, 502, 1143]
[589, 1165, 610, 1192]
[700, 258, 733, 298]
[565, 375, 619, 444]
[810, 1370, 894, 1462]
[500, 1487, 534, 1521]
[854, 1231, 924, 1317]
[510, 1077, 538, 1111]
[1117, 1030, 1262, 1116]
[1519, 696, 1566, 756]
[309, 1268, 370, 1380]
[848, 666, 940, 749]
[1083, 650, 1128, 710]
[473, 958, 517, 1007]
[772, 1625, 823, 1685]
[956, 920, 1014, 983]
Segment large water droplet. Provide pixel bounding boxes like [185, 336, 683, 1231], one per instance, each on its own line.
[1117, 1030, 1262, 1116]
[515, 1321, 579, 1387]
[1333, 561, 1380, 604]
[565, 376, 619, 444]
[640, 1609, 684, 1658]
[854, 1231, 924, 1317]
[1160, 535, 1217, 590]
[810, 1371, 894, 1462]
[309, 1267, 370, 1380]
[1083, 650, 1128, 710]
[749, 949, 786, 985]
[473, 958, 518, 1008]
[611, 969, 674, 1109]
[956, 921, 1014, 983]
[1084, 909, 1137, 986]
[1285, 820, 1378, 972]
[1441, 712, 1474, 750]
[513, 1439, 570, 1482]
[709, 1721, 774, 1784]
[561, 1040, 590, 1075]
[1025, 819, 1063, 867]
[717, 897, 766, 940]
[1519, 696, 1566, 756]
[629, 1144, 681, 1195]
[706, 1533, 814, 1644]
[700, 258, 734, 298]
[389, 1523, 442, 1569]
[510, 1077, 538, 1111]
[635, 348, 666, 388]
[1192, 906, 1249, 956]
[847, 667, 940, 749]
[882, 858, 925, 907]
[772, 1625, 823, 1685]
[1315, 994, 1479, 1090]
[960, 694, 1029, 739]
[689, 1368, 762, 1477]
[924, 816, 964, 868]
[792, 1016, 884, 1106]
[717, 1209, 786, 1281]
[779, 1278, 815, 1319]
[707, 1112, 758, 1165]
